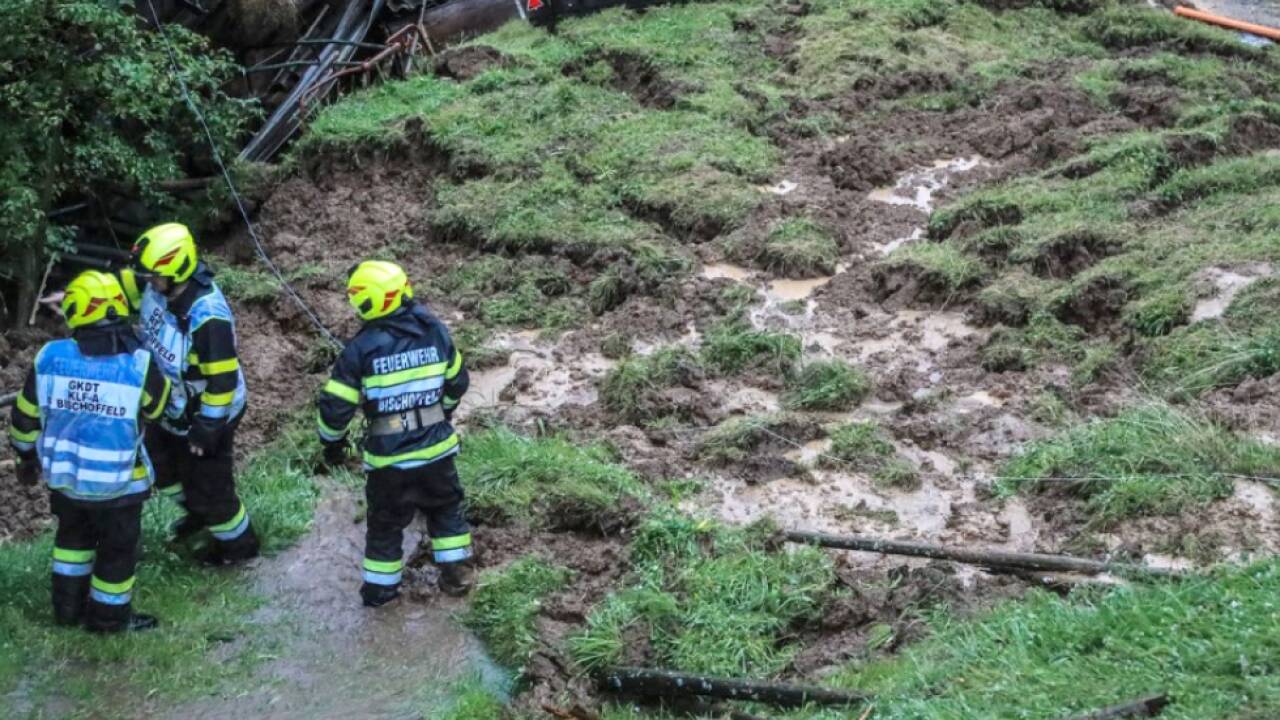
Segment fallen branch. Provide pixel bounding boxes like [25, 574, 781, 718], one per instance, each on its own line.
[1060, 693, 1169, 720]
[784, 531, 1179, 578]
[599, 667, 869, 708]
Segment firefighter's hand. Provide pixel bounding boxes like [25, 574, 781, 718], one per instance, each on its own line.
[318, 441, 347, 474]
[16, 460, 40, 487]
[188, 420, 219, 458]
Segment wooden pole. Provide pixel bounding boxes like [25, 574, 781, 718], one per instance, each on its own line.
[599, 667, 869, 708]
[1060, 693, 1169, 720]
[784, 531, 1180, 578]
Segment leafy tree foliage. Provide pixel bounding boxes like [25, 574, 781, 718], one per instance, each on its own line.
[0, 0, 251, 321]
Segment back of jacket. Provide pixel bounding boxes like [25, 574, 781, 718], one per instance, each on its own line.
[318, 302, 468, 470]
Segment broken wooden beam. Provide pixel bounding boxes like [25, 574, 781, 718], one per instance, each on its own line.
[1060, 693, 1169, 720]
[599, 667, 869, 708]
[784, 531, 1180, 578]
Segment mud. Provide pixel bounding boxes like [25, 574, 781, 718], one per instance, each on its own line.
[156, 488, 504, 720]
[1190, 263, 1273, 322]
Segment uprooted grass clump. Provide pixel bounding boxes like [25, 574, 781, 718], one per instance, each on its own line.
[464, 556, 573, 667]
[599, 346, 703, 424]
[997, 402, 1280, 526]
[784, 359, 871, 411]
[458, 427, 647, 528]
[820, 560, 1280, 719]
[822, 421, 919, 491]
[728, 216, 841, 278]
[696, 414, 822, 466]
[568, 513, 834, 677]
[0, 419, 325, 711]
[701, 319, 802, 377]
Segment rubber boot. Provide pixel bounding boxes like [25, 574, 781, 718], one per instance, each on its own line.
[438, 560, 474, 598]
[51, 575, 89, 627]
[197, 523, 260, 566]
[85, 601, 159, 633]
[169, 514, 205, 542]
[360, 582, 401, 608]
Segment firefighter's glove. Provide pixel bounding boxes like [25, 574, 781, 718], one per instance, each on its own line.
[16, 459, 40, 487]
[187, 419, 220, 457]
[319, 441, 348, 474]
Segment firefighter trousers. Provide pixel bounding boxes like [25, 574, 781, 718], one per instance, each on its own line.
[147, 419, 259, 559]
[361, 457, 471, 592]
[50, 492, 144, 630]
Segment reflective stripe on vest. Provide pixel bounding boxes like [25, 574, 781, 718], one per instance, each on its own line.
[139, 284, 248, 434]
[35, 340, 152, 501]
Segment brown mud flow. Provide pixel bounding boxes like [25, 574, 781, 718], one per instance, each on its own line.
[160, 488, 505, 720]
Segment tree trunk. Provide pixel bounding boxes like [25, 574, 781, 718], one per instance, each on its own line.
[598, 667, 869, 708]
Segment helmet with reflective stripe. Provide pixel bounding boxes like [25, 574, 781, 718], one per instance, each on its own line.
[62, 270, 130, 329]
[133, 222, 198, 283]
[347, 260, 413, 321]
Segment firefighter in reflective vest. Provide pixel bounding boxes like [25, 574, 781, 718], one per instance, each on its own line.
[8, 271, 172, 632]
[317, 260, 473, 605]
[128, 223, 259, 564]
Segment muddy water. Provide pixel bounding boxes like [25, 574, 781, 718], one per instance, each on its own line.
[460, 332, 615, 420]
[1190, 263, 1272, 322]
[162, 490, 504, 720]
[867, 157, 986, 255]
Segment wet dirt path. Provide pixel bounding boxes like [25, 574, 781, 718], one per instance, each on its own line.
[161, 486, 505, 720]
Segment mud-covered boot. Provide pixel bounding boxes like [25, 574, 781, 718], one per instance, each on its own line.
[360, 582, 401, 608]
[85, 601, 159, 633]
[51, 575, 89, 627]
[438, 560, 474, 597]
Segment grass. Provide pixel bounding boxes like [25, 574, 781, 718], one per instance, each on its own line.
[736, 216, 841, 278]
[458, 426, 648, 527]
[997, 403, 1280, 526]
[822, 421, 920, 490]
[784, 359, 871, 411]
[568, 513, 834, 678]
[214, 263, 326, 304]
[806, 561, 1280, 720]
[696, 414, 818, 466]
[0, 419, 325, 717]
[464, 556, 573, 668]
[701, 319, 802, 377]
[599, 346, 703, 424]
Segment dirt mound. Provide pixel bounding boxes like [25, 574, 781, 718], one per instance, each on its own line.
[821, 136, 901, 192]
[434, 45, 511, 81]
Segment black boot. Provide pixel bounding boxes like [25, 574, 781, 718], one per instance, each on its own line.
[85, 601, 159, 633]
[198, 523, 260, 566]
[51, 575, 89, 627]
[438, 560, 474, 598]
[169, 514, 205, 542]
[360, 582, 401, 608]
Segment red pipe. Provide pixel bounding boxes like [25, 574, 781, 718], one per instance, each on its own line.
[1174, 5, 1280, 41]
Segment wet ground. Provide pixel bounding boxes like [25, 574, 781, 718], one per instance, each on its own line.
[161, 488, 505, 720]
[1193, 0, 1280, 28]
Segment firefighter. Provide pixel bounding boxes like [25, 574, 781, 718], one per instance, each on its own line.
[9, 271, 172, 632]
[130, 222, 259, 564]
[317, 260, 473, 606]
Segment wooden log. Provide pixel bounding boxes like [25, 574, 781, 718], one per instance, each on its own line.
[1060, 693, 1169, 720]
[599, 667, 869, 708]
[420, 0, 521, 46]
[784, 531, 1179, 578]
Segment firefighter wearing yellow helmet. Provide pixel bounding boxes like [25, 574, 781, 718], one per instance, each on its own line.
[130, 222, 259, 565]
[317, 260, 473, 604]
[9, 271, 173, 632]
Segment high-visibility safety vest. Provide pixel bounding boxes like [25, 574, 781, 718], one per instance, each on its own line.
[34, 339, 153, 501]
[138, 284, 247, 434]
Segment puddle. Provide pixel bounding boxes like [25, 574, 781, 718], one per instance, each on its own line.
[460, 333, 615, 419]
[702, 263, 755, 282]
[162, 490, 504, 720]
[1190, 264, 1272, 322]
[867, 157, 985, 214]
[707, 468, 952, 538]
[855, 310, 985, 371]
[768, 273, 841, 302]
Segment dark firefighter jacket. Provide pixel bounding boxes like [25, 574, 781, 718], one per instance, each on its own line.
[317, 301, 468, 470]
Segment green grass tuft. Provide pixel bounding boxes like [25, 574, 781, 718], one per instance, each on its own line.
[569, 513, 834, 678]
[784, 359, 871, 411]
[998, 403, 1280, 526]
[464, 557, 573, 668]
[758, 217, 840, 277]
[599, 346, 702, 424]
[701, 319, 802, 377]
[458, 427, 647, 527]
